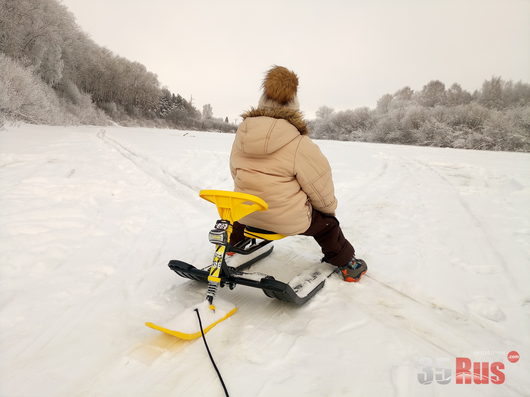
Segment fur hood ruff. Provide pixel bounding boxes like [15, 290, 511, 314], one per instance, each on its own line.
[241, 107, 309, 136]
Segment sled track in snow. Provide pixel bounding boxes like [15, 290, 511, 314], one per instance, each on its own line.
[365, 274, 512, 340]
[96, 129, 199, 201]
[360, 275, 527, 395]
[410, 158, 520, 293]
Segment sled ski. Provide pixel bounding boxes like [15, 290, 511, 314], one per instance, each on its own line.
[169, 258, 329, 305]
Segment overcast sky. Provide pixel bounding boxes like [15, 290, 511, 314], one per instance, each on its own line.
[60, 0, 530, 121]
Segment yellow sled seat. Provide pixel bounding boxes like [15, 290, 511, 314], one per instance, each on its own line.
[199, 190, 285, 241]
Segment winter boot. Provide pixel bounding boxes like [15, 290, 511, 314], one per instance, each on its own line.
[339, 258, 367, 282]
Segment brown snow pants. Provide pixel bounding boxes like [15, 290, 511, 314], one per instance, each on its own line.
[231, 209, 355, 267]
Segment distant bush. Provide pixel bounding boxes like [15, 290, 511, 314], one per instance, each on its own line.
[0, 52, 64, 124]
[0, 53, 108, 125]
[311, 77, 530, 152]
[198, 117, 237, 133]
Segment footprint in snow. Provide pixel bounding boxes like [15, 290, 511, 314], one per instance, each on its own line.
[467, 297, 506, 322]
[522, 299, 530, 315]
[450, 257, 500, 275]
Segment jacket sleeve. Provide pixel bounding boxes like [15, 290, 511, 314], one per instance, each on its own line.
[229, 147, 236, 181]
[293, 136, 338, 215]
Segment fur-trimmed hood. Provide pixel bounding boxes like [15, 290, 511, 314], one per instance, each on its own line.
[241, 107, 309, 136]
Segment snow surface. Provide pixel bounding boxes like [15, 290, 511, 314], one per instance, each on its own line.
[1, 124, 529, 397]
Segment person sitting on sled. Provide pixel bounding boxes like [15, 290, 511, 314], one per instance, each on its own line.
[229, 65, 367, 282]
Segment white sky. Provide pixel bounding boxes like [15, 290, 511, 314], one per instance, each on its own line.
[60, 0, 530, 121]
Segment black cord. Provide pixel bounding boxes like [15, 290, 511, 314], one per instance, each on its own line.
[194, 308, 230, 397]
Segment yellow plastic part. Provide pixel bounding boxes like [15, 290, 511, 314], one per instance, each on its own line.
[199, 190, 268, 223]
[243, 230, 285, 241]
[145, 307, 238, 340]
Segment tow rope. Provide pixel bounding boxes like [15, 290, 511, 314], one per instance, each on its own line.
[194, 308, 230, 397]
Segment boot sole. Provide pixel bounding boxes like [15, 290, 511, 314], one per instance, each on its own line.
[344, 270, 367, 283]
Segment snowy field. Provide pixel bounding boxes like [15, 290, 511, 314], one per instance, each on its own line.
[1, 124, 529, 397]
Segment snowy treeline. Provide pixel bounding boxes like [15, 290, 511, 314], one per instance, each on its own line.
[310, 78, 530, 152]
[0, 0, 235, 132]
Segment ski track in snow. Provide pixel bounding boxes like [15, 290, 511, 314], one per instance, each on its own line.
[411, 158, 516, 283]
[1, 125, 529, 397]
[96, 129, 199, 199]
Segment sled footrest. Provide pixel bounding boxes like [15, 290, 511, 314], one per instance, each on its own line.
[228, 244, 274, 271]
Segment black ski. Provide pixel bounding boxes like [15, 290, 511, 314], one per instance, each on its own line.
[168, 259, 327, 305]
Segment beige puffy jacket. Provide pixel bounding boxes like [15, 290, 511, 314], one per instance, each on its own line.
[230, 108, 337, 235]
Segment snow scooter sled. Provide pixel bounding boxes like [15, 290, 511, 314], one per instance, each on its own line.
[146, 190, 339, 340]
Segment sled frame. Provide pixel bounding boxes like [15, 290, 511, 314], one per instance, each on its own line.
[199, 190, 285, 307]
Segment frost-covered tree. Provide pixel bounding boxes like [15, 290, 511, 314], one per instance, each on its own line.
[202, 104, 213, 119]
[510, 82, 530, 106]
[376, 94, 393, 114]
[480, 76, 504, 109]
[446, 83, 472, 106]
[419, 80, 446, 107]
[401, 105, 428, 131]
[316, 105, 334, 119]
[394, 86, 414, 101]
